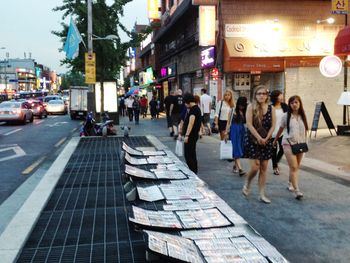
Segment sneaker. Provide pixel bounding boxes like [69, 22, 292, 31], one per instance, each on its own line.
[273, 167, 280, 175]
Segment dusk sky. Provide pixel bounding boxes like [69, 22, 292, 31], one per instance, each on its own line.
[0, 0, 149, 74]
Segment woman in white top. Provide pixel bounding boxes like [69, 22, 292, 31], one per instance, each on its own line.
[214, 89, 235, 140]
[270, 90, 288, 175]
[273, 95, 308, 200]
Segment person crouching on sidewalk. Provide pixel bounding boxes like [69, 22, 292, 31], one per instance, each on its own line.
[273, 95, 308, 200]
[182, 93, 202, 174]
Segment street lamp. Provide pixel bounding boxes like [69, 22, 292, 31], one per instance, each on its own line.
[92, 34, 118, 41]
[317, 17, 335, 24]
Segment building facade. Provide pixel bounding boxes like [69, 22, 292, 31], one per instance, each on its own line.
[149, 0, 344, 127]
[221, 0, 344, 126]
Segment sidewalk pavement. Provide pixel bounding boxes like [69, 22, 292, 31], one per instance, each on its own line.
[119, 114, 350, 263]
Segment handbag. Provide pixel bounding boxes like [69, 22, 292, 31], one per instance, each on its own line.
[287, 139, 308, 155]
[220, 140, 233, 160]
[175, 139, 184, 156]
[211, 101, 223, 134]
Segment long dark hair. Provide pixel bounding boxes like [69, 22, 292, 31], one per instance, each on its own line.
[287, 95, 308, 133]
[270, 90, 282, 106]
[234, 96, 248, 123]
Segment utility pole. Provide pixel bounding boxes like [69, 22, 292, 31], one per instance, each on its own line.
[87, 0, 96, 114]
[343, 14, 348, 125]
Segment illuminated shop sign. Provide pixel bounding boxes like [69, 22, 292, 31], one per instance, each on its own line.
[160, 64, 176, 78]
[139, 67, 155, 85]
[148, 0, 159, 20]
[199, 5, 216, 46]
[201, 47, 215, 68]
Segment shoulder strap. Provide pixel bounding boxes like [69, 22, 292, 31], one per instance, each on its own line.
[218, 100, 223, 119]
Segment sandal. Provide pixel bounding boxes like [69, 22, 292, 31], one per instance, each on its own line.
[287, 182, 295, 192]
[273, 167, 280, 175]
[233, 165, 238, 173]
[239, 169, 246, 176]
[295, 191, 304, 200]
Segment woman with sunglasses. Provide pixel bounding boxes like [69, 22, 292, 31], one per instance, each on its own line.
[242, 86, 276, 204]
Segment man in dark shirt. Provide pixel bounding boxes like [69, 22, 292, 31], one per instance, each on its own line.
[164, 91, 174, 136]
[169, 89, 184, 138]
[181, 93, 202, 174]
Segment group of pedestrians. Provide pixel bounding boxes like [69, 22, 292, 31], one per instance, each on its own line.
[220, 86, 308, 203]
[119, 94, 162, 123]
[179, 85, 308, 203]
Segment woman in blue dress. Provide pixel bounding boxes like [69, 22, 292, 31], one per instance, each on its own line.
[225, 97, 248, 176]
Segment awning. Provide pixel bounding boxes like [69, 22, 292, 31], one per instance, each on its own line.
[334, 26, 350, 56]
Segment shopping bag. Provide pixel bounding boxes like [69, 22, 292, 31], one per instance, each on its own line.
[175, 139, 184, 157]
[210, 109, 215, 119]
[220, 140, 232, 160]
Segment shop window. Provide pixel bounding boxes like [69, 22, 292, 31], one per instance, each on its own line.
[234, 73, 251, 91]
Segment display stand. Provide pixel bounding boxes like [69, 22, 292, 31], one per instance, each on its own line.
[310, 102, 337, 138]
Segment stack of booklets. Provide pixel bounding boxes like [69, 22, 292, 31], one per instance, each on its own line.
[122, 142, 165, 156]
[144, 228, 286, 263]
[124, 153, 148, 165]
[125, 164, 187, 180]
[163, 199, 216, 211]
[144, 230, 204, 263]
[129, 206, 231, 230]
[136, 185, 165, 202]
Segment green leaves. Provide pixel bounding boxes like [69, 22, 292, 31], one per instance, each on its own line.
[53, 0, 149, 82]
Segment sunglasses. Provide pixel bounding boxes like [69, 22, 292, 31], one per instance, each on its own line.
[256, 92, 268, 96]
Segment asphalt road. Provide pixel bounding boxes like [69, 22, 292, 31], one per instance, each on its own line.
[0, 114, 82, 205]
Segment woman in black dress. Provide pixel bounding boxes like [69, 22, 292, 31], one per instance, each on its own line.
[242, 86, 276, 204]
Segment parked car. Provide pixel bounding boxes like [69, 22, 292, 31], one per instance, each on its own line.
[43, 95, 62, 107]
[46, 100, 67, 115]
[0, 101, 34, 124]
[30, 100, 48, 119]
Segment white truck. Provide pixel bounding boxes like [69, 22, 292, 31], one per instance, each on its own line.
[69, 86, 88, 120]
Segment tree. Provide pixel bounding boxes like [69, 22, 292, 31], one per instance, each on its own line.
[52, 0, 151, 112]
[60, 71, 86, 90]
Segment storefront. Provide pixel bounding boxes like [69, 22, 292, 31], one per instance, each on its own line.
[224, 56, 285, 101]
[221, 3, 345, 125]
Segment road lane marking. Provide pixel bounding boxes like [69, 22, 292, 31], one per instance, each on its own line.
[3, 128, 22, 136]
[55, 137, 67, 148]
[71, 128, 78, 133]
[0, 145, 26, 162]
[22, 156, 46, 175]
[35, 120, 44, 125]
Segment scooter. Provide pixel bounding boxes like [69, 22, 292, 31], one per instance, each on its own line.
[80, 112, 116, 137]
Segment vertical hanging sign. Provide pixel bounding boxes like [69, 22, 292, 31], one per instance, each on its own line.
[85, 52, 96, 84]
[199, 5, 216, 46]
[332, 0, 348, 14]
[148, 0, 159, 19]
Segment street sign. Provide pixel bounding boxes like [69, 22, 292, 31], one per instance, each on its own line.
[85, 52, 96, 84]
[9, 79, 18, 82]
[332, 0, 348, 14]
